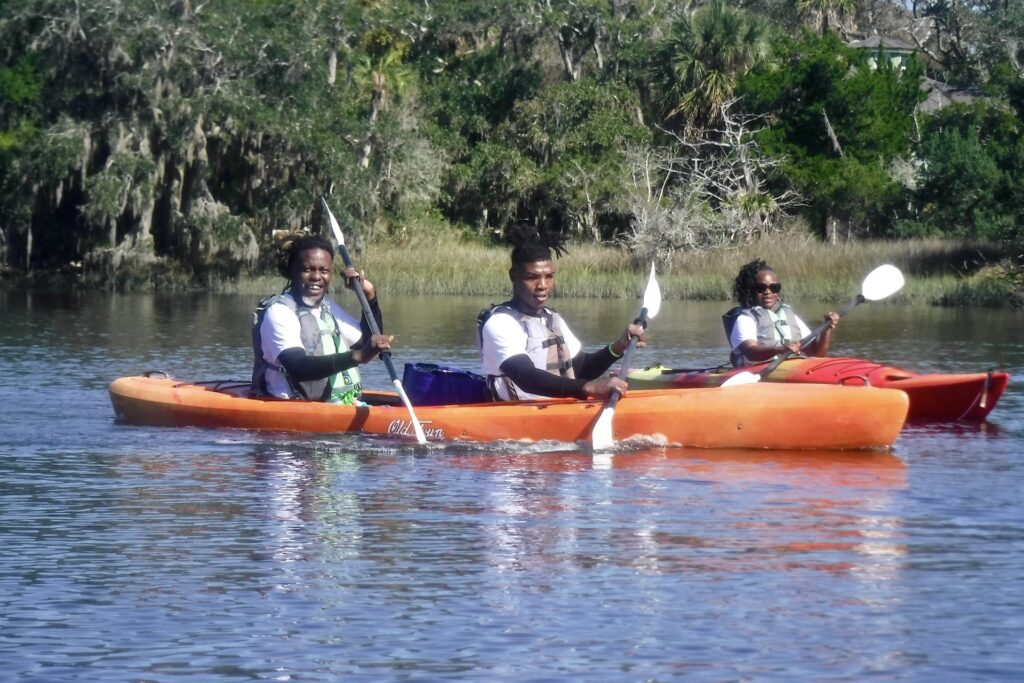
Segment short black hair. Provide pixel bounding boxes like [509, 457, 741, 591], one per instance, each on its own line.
[278, 233, 335, 279]
[732, 258, 774, 308]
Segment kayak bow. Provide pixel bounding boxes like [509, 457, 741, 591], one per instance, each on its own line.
[629, 357, 1008, 421]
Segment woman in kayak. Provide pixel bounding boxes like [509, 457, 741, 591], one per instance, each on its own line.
[478, 225, 647, 401]
[723, 258, 839, 368]
[251, 233, 393, 403]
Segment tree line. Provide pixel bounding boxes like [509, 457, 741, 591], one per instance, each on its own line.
[1, 0, 1021, 286]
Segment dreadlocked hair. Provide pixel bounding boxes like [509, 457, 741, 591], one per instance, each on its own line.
[277, 231, 335, 279]
[733, 258, 774, 308]
[507, 212, 568, 268]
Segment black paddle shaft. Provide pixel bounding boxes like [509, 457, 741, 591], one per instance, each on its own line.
[336, 244, 401, 380]
[605, 308, 650, 410]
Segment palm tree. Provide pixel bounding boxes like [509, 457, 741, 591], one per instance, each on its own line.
[798, 0, 857, 36]
[655, 0, 771, 135]
[353, 45, 413, 169]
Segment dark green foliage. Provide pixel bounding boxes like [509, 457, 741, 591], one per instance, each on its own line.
[0, 56, 42, 118]
[0, 56, 42, 167]
[422, 49, 543, 152]
[649, 0, 772, 132]
[0, 0, 1020, 287]
[912, 101, 1024, 242]
[444, 78, 649, 240]
[740, 33, 922, 160]
[0, 57, 43, 256]
[737, 32, 923, 237]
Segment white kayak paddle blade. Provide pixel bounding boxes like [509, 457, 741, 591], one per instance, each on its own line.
[643, 262, 662, 320]
[720, 371, 761, 388]
[861, 264, 904, 301]
[321, 197, 346, 246]
[591, 263, 660, 452]
[393, 378, 428, 444]
[591, 406, 616, 451]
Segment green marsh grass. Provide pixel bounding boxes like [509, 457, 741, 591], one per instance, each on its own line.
[10, 230, 1014, 307]
[215, 232, 1017, 307]
[353, 234, 1017, 307]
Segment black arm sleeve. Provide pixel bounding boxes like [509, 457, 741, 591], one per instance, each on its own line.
[572, 345, 620, 381]
[277, 347, 357, 381]
[354, 297, 383, 349]
[499, 355, 591, 399]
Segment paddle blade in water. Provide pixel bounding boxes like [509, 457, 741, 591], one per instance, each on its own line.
[392, 378, 428, 444]
[862, 264, 904, 301]
[591, 263, 659, 451]
[591, 406, 615, 450]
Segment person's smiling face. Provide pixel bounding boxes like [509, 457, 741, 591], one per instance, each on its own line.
[754, 269, 782, 310]
[510, 259, 555, 316]
[291, 247, 333, 307]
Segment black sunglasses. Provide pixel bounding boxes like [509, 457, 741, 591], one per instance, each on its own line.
[755, 282, 782, 294]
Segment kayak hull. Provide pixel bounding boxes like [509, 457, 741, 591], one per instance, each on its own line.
[109, 375, 909, 450]
[628, 357, 1009, 421]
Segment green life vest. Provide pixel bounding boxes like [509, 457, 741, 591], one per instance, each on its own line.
[315, 308, 362, 405]
[251, 291, 362, 403]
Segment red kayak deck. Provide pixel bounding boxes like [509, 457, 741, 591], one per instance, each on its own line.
[109, 374, 909, 451]
[628, 356, 1008, 421]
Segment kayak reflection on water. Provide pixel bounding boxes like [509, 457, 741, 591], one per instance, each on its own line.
[451, 446, 907, 576]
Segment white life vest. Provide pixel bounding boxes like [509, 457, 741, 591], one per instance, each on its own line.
[477, 302, 575, 401]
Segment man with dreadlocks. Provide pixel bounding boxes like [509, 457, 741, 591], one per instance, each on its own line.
[251, 233, 393, 404]
[477, 228, 647, 401]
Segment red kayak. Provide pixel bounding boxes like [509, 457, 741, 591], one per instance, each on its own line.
[628, 356, 1009, 421]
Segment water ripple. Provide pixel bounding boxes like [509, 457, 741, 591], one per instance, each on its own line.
[1, 295, 1022, 681]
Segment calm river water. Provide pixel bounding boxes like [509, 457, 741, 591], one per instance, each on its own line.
[1, 290, 1022, 682]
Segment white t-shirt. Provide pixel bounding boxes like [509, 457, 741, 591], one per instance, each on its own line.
[729, 308, 812, 352]
[259, 298, 363, 398]
[480, 309, 582, 401]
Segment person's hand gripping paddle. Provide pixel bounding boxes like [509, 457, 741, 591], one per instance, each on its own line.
[722, 264, 905, 388]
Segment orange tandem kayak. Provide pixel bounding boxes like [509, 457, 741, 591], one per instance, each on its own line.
[109, 374, 909, 450]
[627, 356, 1008, 421]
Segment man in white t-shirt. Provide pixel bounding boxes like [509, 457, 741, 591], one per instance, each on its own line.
[478, 240, 646, 401]
[253, 234, 393, 402]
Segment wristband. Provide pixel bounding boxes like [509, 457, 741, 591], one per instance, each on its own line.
[608, 342, 623, 358]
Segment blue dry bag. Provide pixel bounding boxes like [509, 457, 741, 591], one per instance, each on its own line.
[402, 363, 491, 406]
